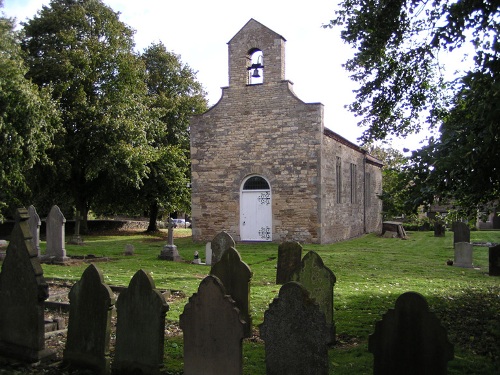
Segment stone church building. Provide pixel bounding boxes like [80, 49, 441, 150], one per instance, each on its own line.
[190, 19, 383, 244]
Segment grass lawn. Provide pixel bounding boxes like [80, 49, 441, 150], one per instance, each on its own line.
[31, 229, 500, 374]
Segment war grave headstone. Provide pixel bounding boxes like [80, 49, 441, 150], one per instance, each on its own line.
[276, 241, 302, 285]
[489, 244, 500, 276]
[210, 246, 252, 337]
[63, 264, 115, 374]
[205, 242, 212, 265]
[260, 282, 330, 375]
[369, 291, 454, 375]
[159, 218, 182, 261]
[211, 231, 235, 265]
[28, 205, 41, 256]
[0, 208, 55, 362]
[454, 242, 473, 268]
[291, 250, 336, 343]
[43, 205, 69, 263]
[453, 221, 470, 244]
[180, 275, 245, 375]
[113, 269, 169, 375]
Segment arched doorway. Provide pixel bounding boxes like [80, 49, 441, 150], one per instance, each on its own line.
[240, 176, 272, 241]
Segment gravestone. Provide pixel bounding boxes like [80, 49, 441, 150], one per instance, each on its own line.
[276, 241, 302, 284]
[64, 264, 115, 374]
[454, 242, 473, 268]
[123, 244, 134, 256]
[205, 242, 212, 265]
[192, 251, 202, 264]
[28, 205, 41, 256]
[488, 244, 500, 276]
[210, 246, 252, 337]
[44, 205, 69, 263]
[259, 282, 330, 375]
[180, 275, 245, 375]
[113, 270, 169, 375]
[453, 222, 470, 244]
[69, 210, 84, 245]
[433, 222, 446, 237]
[291, 250, 336, 343]
[0, 208, 54, 362]
[368, 291, 454, 375]
[211, 231, 235, 265]
[382, 221, 407, 239]
[159, 219, 182, 261]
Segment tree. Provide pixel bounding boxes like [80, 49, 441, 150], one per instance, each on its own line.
[140, 43, 207, 231]
[328, 0, 499, 212]
[21, 0, 154, 231]
[0, 1, 61, 220]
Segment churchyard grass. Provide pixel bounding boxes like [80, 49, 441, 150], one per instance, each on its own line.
[33, 229, 500, 374]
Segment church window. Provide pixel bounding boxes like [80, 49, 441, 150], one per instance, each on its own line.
[243, 175, 270, 190]
[336, 157, 342, 203]
[350, 163, 357, 204]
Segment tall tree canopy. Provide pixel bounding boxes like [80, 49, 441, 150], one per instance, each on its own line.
[21, 0, 154, 231]
[0, 1, 61, 220]
[329, 0, 499, 213]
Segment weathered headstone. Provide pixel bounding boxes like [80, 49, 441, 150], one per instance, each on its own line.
[28, 205, 41, 256]
[291, 250, 336, 343]
[64, 264, 115, 374]
[369, 291, 454, 375]
[454, 242, 473, 268]
[123, 244, 134, 256]
[113, 270, 169, 375]
[180, 275, 245, 375]
[0, 208, 54, 362]
[433, 222, 446, 237]
[276, 241, 302, 285]
[69, 210, 84, 245]
[453, 222, 470, 244]
[259, 282, 330, 375]
[159, 219, 182, 261]
[488, 244, 500, 276]
[210, 246, 252, 337]
[205, 242, 212, 265]
[211, 231, 235, 264]
[44, 205, 69, 262]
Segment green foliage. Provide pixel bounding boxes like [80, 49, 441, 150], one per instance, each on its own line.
[0, 6, 61, 220]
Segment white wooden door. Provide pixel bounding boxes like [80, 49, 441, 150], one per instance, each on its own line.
[240, 190, 272, 241]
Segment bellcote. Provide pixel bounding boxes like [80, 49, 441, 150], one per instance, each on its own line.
[228, 19, 286, 87]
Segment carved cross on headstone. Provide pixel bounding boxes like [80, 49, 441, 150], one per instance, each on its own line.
[158, 217, 182, 261]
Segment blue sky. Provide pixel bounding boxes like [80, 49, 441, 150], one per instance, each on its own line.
[3, 0, 431, 151]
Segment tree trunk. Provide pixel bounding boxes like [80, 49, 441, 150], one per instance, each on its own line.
[147, 202, 159, 232]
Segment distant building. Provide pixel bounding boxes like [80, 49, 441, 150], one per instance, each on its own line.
[190, 19, 383, 244]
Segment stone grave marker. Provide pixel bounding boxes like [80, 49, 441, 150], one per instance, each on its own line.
[0, 208, 54, 362]
[488, 244, 500, 276]
[123, 244, 134, 256]
[369, 291, 454, 375]
[211, 231, 235, 265]
[453, 222, 470, 244]
[69, 210, 84, 245]
[276, 241, 302, 284]
[44, 205, 69, 263]
[64, 264, 115, 374]
[210, 246, 252, 337]
[205, 242, 212, 265]
[180, 275, 245, 375]
[434, 222, 446, 237]
[28, 205, 41, 256]
[259, 282, 330, 375]
[291, 250, 336, 343]
[159, 218, 182, 261]
[113, 269, 169, 375]
[454, 242, 473, 268]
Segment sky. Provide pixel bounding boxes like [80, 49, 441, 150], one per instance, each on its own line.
[3, 0, 429, 152]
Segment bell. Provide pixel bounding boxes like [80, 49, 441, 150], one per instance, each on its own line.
[251, 68, 261, 78]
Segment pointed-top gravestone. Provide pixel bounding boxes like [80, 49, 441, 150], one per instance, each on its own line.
[210, 246, 252, 337]
[0, 208, 54, 362]
[28, 205, 41, 257]
[453, 222, 470, 244]
[180, 275, 245, 375]
[291, 250, 336, 343]
[276, 241, 302, 284]
[113, 269, 169, 375]
[369, 292, 454, 375]
[44, 205, 69, 263]
[64, 264, 115, 375]
[489, 244, 500, 276]
[260, 282, 330, 375]
[211, 231, 235, 265]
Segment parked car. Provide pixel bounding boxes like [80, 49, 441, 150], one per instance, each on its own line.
[172, 219, 191, 228]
